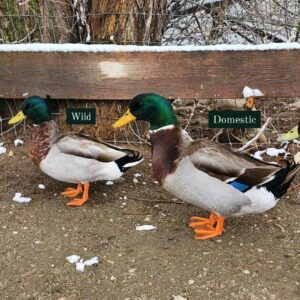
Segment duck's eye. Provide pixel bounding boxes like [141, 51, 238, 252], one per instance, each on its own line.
[131, 102, 142, 110]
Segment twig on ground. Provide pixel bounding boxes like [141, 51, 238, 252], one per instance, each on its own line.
[210, 128, 224, 142]
[129, 122, 150, 145]
[238, 117, 272, 152]
[129, 196, 185, 205]
[230, 131, 246, 144]
[184, 100, 196, 131]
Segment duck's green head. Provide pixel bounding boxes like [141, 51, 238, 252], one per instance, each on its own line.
[9, 96, 52, 125]
[277, 122, 300, 142]
[113, 93, 178, 130]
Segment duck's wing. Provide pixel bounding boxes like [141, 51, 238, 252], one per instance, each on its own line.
[55, 133, 139, 162]
[187, 140, 281, 186]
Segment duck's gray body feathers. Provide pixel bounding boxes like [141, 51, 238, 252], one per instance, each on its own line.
[150, 126, 299, 217]
[31, 122, 142, 184]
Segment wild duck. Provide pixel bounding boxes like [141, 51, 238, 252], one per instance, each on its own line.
[9, 96, 143, 206]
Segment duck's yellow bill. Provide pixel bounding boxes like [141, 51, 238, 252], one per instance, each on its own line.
[277, 126, 299, 142]
[113, 109, 136, 128]
[8, 111, 26, 124]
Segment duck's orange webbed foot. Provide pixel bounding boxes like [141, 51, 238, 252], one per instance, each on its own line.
[189, 213, 218, 228]
[189, 213, 225, 240]
[67, 183, 90, 207]
[61, 184, 83, 198]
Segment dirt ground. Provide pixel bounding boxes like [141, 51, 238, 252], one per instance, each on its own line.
[0, 139, 300, 300]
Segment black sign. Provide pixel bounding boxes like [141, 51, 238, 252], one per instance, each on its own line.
[209, 111, 261, 128]
[66, 108, 96, 125]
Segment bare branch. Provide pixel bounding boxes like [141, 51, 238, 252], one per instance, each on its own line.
[238, 118, 272, 152]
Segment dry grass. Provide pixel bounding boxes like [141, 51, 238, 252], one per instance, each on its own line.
[0, 99, 149, 144]
[1, 97, 300, 153]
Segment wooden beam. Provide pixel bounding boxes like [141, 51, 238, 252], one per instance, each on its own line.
[0, 50, 299, 100]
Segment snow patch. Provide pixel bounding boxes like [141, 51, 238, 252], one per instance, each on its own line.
[136, 225, 157, 231]
[251, 151, 263, 160]
[265, 147, 285, 157]
[13, 192, 31, 203]
[173, 296, 187, 300]
[243, 86, 264, 99]
[106, 181, 114, 185]
[0, 145, 6, 155]
[203, 0, 222, 3]
[66, 255, 99, 272]
[38, 184, 46, 189]
[83, 256, 99, 266]
[0, 43, 300, 53]
[75, 259, 85, 272]
[14, 139, 24, 146]
[66, 255, 81, 264]
[252, 147, 286, 160]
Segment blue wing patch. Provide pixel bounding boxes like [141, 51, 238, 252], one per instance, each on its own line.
[229, 181, 250, 192]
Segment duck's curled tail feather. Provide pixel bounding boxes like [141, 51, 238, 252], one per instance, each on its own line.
[115, 149, 143, 172]
[262, 154, 300, 199]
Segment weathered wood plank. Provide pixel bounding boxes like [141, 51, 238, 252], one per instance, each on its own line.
[0, 50, 299, 99]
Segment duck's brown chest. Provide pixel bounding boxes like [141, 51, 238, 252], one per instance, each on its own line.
[29, 121, 56, 165]
[150, 127, 181, 184]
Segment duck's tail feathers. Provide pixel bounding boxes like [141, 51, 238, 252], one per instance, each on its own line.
[115, 150, 143, 172]
[262, 157, 300, 199]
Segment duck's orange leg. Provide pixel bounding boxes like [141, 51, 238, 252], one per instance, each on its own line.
[67, 183, 90, 206]
[61, 183, 83, 198]
[190, 213, 225, 240]
[189, 212, 218, 228]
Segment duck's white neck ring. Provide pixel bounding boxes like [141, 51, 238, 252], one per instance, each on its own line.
[149, 124, 175, 134]
[33, 120, 53, 126]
